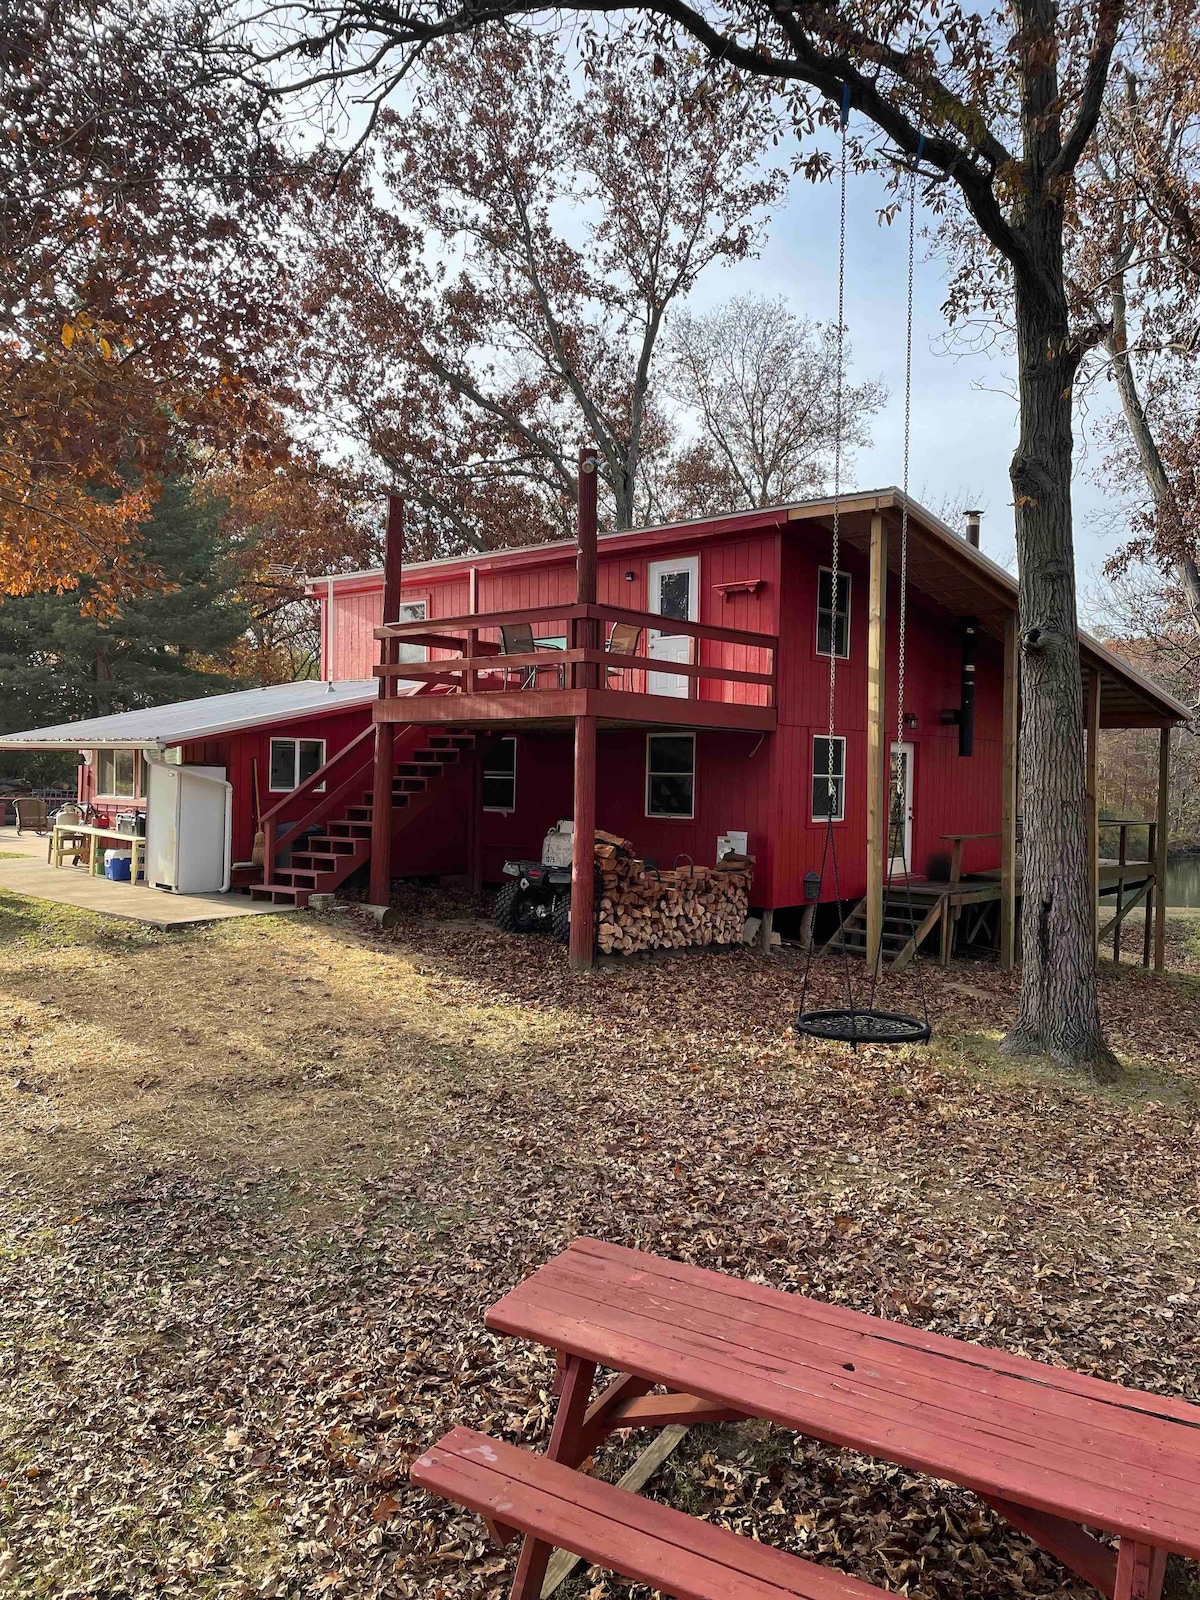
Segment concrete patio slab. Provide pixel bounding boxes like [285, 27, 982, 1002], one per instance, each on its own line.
[0, 827, 292, 927]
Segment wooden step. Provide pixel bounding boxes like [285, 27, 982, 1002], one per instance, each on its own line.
[248, 883, 311, 908]
[412, 1427, 893, 1600]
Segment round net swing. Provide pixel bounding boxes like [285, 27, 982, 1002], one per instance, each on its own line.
[794, 102, 932, 1052]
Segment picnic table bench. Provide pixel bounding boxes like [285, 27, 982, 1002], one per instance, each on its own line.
[412, 1238, 1200, 1600]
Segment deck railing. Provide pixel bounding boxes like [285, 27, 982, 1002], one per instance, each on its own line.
[374, 602, 777, 707]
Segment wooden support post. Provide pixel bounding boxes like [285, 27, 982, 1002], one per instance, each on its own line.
[466, 749, 483, 896]
[569, 714, 597, 970]
[1144, 821, 1157, 968]
[865, 512, 888, 972]
[576, 446, 599, 689]
[368, 494, 405, 908]
[1000, 612, 1019, 971]
[1154, 726, 1170, 973]
[758, 906, 775, 955]
[1086, 672, 1100, 946]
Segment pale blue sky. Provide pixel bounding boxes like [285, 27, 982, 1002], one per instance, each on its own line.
[684, 153, 1130, 619]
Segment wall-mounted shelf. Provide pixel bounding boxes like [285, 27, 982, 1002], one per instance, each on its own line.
[712, 579, 766, 600]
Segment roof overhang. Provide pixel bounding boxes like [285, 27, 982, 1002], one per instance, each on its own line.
[785, 492, 1190, 730]
[0, 679, 398, 752]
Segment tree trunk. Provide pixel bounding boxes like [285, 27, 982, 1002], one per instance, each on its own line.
[93, 650, 114, 718]
[1002, 267, 1120, 1077]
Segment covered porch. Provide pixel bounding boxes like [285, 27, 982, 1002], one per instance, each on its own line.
[839, 498, 1187, 975]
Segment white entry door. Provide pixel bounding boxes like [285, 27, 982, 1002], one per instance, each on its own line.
[647, 556, 699, 697]
[889, 742, 915, 877]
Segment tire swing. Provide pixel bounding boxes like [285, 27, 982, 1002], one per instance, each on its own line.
[795, 99, 932, 1051]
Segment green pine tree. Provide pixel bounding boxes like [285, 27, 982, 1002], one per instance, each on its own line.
[0, 478, 252, 786]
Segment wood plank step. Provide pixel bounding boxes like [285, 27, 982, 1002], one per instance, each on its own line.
[412, 1427, 892, 1600]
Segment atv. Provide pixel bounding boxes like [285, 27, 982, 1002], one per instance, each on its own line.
[494, 822, 573, 943]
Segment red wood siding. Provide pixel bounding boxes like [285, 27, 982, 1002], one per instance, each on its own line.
[766, 527, 1003, 908]
[479, 728, 771, 885]
[313, 513, 1007, 911]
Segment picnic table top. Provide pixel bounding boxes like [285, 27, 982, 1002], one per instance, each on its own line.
[486, 1237, 1200, 1562]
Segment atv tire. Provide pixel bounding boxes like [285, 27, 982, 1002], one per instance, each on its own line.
[494, 880, 544, 935]
[553, 894, 571, 945]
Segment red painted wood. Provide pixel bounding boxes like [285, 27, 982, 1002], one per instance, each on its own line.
[412, 1427, 895, 1600]
[483, 1241, 1200, 1559]
[1116, 1540, 1168, 1600]
[607, 1392, 746, 1429]
[538, 1249, 1194, 1465]
[570, 715, 597, 969]
[982, 1495, 1117, 1597]
[509, 1353, 596, 1600]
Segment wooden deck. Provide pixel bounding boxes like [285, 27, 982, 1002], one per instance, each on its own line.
[828, 857, 1160, 971]
[374, 684, 776, 732]
[373, 599, 778, 734]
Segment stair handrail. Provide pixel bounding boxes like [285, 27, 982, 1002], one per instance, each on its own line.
[261, 725, 376, 873]
[260, 682, 451, 875]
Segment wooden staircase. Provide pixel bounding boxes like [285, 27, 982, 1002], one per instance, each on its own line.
[822, 883, 950, 972]
[249, 728, 478, 908]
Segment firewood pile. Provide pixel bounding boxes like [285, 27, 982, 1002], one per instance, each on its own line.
[593, 830, 753, 955]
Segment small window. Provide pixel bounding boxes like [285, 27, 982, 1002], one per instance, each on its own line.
[812, 735, 846, 822]
[397, 600, 428, 665]
[482, 738, 517, 812]
[646, 733, 695, 819]
[817, 568, 851, 658]
[269, 737, 326, 792]
[96, 749, 137, 798]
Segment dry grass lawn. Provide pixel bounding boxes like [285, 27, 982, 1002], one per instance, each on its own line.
[1, 884, 1200, 1600]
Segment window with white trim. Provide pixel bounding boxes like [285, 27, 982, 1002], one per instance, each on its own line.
[269, 737, 326, 792]
[396, 599, 428, 664]
[482, 738, 517, 812]
[96, 749, 145, 799]
[811, 735, 846, 822]
[646, 733, 695, 819]
[816, 568, 851, 658]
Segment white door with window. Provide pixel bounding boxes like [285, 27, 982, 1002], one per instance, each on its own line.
[888, 742, 915, 877]
[647, 556, 699, 697]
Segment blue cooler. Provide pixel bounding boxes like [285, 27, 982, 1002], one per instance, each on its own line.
[104, 850, 133, 882]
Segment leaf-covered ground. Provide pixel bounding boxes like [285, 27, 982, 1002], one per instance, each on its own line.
[1, 885, 1199, 1600]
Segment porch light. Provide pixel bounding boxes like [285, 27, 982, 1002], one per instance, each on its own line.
[625, 570, 636, 582]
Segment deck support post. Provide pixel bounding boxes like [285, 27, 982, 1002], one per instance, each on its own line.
[865, 512, 888, 972]
[570, 714, 597, 970]
[368, 494, 405, 908]
[575, 447, 600, 689]
[1000, 613, 1019, 971]
[1086, 672, 1101, 946]
[1154, 726, 1170, 973]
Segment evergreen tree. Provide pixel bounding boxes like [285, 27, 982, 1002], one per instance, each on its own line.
[0, 479, 252, 785]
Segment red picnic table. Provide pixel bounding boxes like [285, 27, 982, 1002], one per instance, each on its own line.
[412, 1238, 1200, 1600]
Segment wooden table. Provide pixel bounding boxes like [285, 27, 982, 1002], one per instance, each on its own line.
[453, 1238, 1200, 1600]
[49, 822, 146, 882]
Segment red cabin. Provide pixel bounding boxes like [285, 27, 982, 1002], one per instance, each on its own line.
[4, 485, 1182, 965]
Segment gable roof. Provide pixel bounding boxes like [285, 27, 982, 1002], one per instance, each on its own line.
[0, 678, 392, 751]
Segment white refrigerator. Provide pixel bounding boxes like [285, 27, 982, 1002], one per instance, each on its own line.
[144, 762, 233, 893]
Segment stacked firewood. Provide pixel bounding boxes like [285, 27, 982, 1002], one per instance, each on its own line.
[593, 830, 752, 955]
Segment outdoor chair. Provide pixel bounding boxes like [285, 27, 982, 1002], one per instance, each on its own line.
[499, 623, 564, 689]
[606, 623, 642, 690]
[14, 797, 49, 835]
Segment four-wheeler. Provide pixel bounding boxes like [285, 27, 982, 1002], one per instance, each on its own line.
[494, 822, 573, 942]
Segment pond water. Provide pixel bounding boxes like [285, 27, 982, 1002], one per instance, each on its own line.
[1165, 857, 1200, 908]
